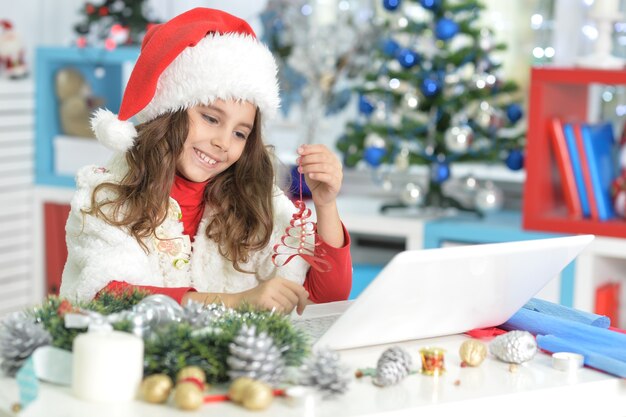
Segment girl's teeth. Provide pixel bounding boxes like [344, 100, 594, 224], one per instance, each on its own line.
[196, 149, 217, 165]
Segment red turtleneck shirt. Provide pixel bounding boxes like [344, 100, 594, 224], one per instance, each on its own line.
[99, 175, 352, 304]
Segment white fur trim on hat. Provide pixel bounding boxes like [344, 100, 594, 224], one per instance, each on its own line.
[135, 32, 280, 123]
[91, 108, 138, 152]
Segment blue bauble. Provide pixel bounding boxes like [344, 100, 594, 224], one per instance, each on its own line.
[421, 78, 441, 97]
[431, 161, 450, 183]
[505, 149, 524, 171]
[382, 38, 400, 57]
[420, 0, 441, 10]
[396, 48, 419, 68]
[506, 104, 523, 123]
[435, 18, 459, 41]
[290, 164, 312, 198]
[364, 146, 386, 167]
[382, 0, 401, 11]
[358, 95, 375, 116]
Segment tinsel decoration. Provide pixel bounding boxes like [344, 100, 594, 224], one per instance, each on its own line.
[490, 330, 537, 364]
[227, 325, 286, 385]
[0, 312, 52, 376]
[182, 300, 229, 329]
[373, 346, 413, 387]
[272, 164, 331, 272]
[299, 348, 350, 397]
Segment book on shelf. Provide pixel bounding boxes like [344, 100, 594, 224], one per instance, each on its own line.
[595, 282, 620, 327]
[573, 123, 599, 220]
[548, 118, 582, 218]
[563, 122, 592, 218]
[580, 122, 617, 221]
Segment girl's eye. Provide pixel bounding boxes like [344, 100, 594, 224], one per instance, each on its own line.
[234, 131, 248, 140]
[202, 114, 218, 124]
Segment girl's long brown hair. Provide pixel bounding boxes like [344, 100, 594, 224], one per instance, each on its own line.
[87, 108, 275, 273]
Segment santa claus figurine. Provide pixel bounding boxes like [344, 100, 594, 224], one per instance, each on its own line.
[0, 20, 28, 79]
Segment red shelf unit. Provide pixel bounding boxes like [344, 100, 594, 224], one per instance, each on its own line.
[523, 67, 626, 239]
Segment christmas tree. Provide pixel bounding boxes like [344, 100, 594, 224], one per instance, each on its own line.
[73, 0, 159, 49]
[337, 0, 525, 212]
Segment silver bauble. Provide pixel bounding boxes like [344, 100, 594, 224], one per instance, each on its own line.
[489, 330, 537, 364]
[395, 147, 410, 171]
[364, 132, 386, 149]
[131, 294, 184, 337]
[474, 183, 504, 213]
[462, 175, 479, 193]
[402, 92, 420, 111]
[400, 183, 424, 207]
[444, 125, 474, 153]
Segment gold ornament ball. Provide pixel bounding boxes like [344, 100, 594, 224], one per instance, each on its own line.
[241, 381, 274, 411]
[140, 374, 174, 404]
[459, 339, 487, 367]
[176, 366, 207, 384]
[228, 377, 255, 403]
[173, 382, 204, 411]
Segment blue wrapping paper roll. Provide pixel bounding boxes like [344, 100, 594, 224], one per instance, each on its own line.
[523, 298, 610, 328]
[537, 335, 626, 378]
[501, 308, 626, 363]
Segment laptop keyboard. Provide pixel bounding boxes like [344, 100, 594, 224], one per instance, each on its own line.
[292, 314, 341, 342]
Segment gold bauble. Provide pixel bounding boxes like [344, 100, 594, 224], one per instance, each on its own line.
[228, 377, 255, 403]
[241, 381, 273, 411]
[173, 382, 204, 411]
[176, 366, 206, 384]
[459, 339, 487, 367]
[140, 374, 174, 404]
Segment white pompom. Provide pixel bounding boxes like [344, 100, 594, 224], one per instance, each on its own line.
[90, 108, 137, 152]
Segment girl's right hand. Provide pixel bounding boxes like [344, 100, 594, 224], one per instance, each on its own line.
[237, 277, 309, 315]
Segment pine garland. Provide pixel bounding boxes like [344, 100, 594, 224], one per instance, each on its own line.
[144, 305, 309, 383]
[19, 292, 308, 385]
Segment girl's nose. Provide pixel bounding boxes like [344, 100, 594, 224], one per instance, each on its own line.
[211, 132, 230, 151]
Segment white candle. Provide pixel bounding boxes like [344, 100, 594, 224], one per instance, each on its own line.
[592, 0, 619, 17]
[72, 330, 144, 402]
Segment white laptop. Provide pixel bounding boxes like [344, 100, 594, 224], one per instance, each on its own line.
[293, 234, 594, 350]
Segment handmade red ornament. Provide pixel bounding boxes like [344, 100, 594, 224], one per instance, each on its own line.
[272, 166, 331, 272]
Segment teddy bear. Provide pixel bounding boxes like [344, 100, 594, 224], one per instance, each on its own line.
[55, 67, 105, 138]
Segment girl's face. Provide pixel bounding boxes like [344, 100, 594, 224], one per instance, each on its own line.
[177, 100, 256, 182]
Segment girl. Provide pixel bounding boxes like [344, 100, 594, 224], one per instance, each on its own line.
[59, 8, 352, 314]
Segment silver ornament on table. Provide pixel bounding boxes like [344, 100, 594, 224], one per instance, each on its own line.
[227, 324, 285, 385]
[490, 330, 537, 364]
[474, 182, 504, 213]
[373, 346, 413, 387]
[300, 348, 350, 397]
[0, 312, 52, 376]
[400, 182, 425, 207]
[444, 125, 474, 154]
[130, 294, 185, 337]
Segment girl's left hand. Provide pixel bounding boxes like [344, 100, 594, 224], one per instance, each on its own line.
[297, 144, 343, 207]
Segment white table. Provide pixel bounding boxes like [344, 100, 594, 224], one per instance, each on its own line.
[1, 334, 625, 417]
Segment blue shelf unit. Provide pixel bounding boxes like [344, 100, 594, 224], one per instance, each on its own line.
[423, 210, 576, 307]
[35, 46, 139, 187]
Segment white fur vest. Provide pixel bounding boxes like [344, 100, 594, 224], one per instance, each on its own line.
[59, 157, 309, 303]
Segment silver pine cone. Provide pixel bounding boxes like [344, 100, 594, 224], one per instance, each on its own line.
[373, 346, 412, 386]
[300, 348, 350, 397]
[227, 324, 285, 385]
[490, 330, 537, 364]
[0, 312, 52, 376]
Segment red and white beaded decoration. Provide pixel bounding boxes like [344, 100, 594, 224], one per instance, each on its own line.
[272, 165, 331, 272]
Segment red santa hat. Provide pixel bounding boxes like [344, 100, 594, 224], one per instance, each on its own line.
[91, 8, 280, 152]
